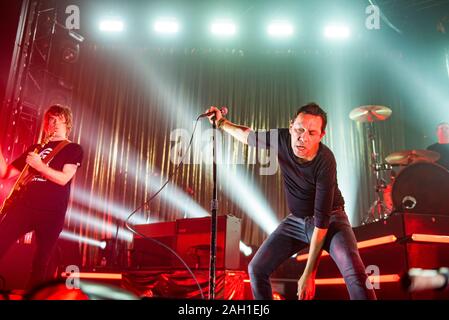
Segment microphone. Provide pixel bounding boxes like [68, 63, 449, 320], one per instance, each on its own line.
[199, 107, 228, 119]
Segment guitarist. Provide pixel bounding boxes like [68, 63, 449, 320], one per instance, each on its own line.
[0, 105, 83, 290]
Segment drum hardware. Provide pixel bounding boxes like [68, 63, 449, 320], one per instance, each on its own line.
[402, 196, 417, 210]
[391, 162, 449, 215]
[385, 149, 440, 166]
[350, 105, 393, 224]
[373, 163, 393, 172]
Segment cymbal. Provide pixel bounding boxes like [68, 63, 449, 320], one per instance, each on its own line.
[385, 149, 440, 166]
[349, 105, 392, 123]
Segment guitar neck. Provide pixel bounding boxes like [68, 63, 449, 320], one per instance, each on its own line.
[11, 140, 48, 189]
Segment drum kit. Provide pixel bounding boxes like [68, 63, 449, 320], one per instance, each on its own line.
[349, 105, 449, 224]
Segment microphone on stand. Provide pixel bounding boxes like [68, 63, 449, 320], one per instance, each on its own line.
[198, 107, 228, 120]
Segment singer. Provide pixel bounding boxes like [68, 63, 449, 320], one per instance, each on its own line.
[205, 103, 376, 300]
[0, 105, 83, 290]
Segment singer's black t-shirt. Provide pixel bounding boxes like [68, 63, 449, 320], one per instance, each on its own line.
[11, 140, 83, 213]
[248, 128, 345, 229]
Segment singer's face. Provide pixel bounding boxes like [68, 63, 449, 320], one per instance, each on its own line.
[289, 113, 325, 161]
[44, 114, 67, 139]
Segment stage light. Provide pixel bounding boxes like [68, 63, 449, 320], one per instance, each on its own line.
[221, 166, 279, 234]
[59, 230, 106, 248]
[61, 272, 123, 281]
[211, 20, 236, 36]
[99, 19, 124, 32]
[272, 292, 285, 300]
[411, 234, 449, 244]
[155, 184, 210, 218]
[315, 274, 400, 285]
[60, 41, 79, 64]
[296, 235, 398, 262]
[324, 24, 350, 39]
[72, 189, 148, 224]
[67, 208, 134, 242]
[239, 241, 253, 257]
[154, 18, 180, 34]
[100, 240, 107, 249]
[267, 21, 293, 37]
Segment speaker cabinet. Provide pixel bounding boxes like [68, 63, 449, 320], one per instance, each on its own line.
[131, 215, 241, 270]
[132, 221, 177, 269]
[175, 215, 241, 270]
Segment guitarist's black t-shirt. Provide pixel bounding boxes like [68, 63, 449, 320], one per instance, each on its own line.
[11, 141, 83, 213]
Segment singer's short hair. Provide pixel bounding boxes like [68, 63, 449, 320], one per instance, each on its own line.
[292, 103, 327, 133]
[44, 104, 73, 135]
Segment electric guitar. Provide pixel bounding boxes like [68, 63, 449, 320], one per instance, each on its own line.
[0, 134, 53, 215]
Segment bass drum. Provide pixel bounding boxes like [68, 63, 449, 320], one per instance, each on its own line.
[392, 162, 449, 215]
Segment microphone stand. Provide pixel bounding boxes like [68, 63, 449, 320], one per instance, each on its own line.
[208, 117, 218, 300]
[111, 218, 121, 269]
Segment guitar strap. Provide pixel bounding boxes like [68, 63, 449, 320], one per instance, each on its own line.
[40, 140, 71, 165]
[20, 140, 71, 180]
[0, 140, 71, 215]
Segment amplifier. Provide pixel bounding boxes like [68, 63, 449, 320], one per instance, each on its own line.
[132, 221, 177, 268]
[131, 215, 241, 270]
[176, 215, 241, 270]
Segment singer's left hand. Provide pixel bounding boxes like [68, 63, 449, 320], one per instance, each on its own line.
[297, 273, 316, 300]
[26, 152, 45, 172]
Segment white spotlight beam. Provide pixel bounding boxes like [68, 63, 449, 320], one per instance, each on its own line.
[267, 21, 293, 37]
[446, 52, 449, 79]
[211, 20, 236, 36]
[72, 189, 149, 225]
[220, 166, 279, 234]
[239, 241, 253, 256]
[324, 25, 350, 39]
[87, 50, 279, 252]
[154, 18, 180, 34]
[156, 184, 209, 218]
[99, 19, 124, 32]
[60, 230, 106, 248]
[67, 209, 134, 242]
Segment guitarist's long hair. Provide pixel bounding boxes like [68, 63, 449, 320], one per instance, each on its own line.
[41, 105, 73, 140]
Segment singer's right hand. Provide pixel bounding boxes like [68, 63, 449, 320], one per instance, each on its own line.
[205, 106, 224, 124]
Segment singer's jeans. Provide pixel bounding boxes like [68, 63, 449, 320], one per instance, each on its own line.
[248, 210, 377, 300]
[0, 202, 65, 290]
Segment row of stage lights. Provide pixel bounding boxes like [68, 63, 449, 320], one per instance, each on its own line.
[99, 18, 351, 40]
